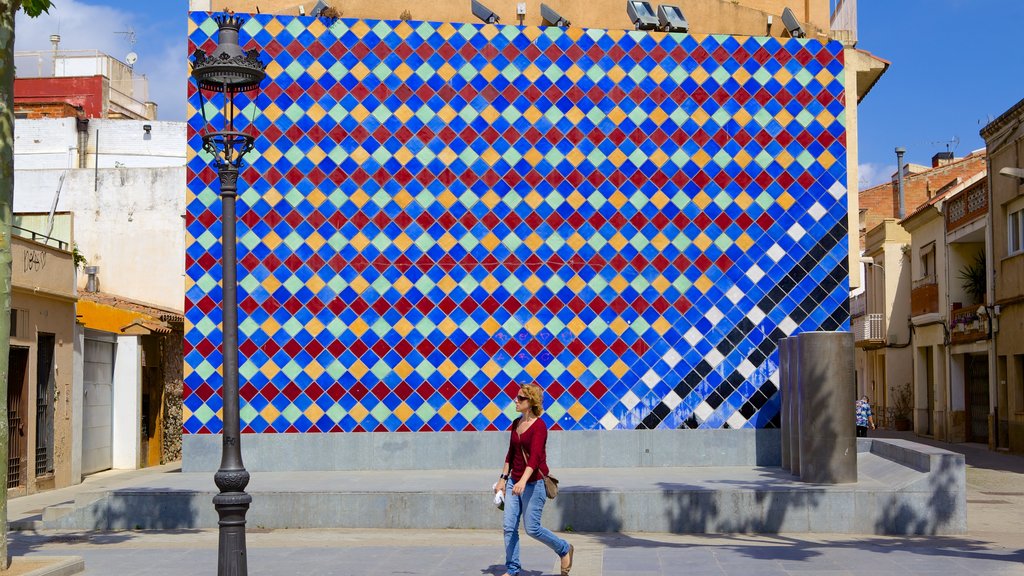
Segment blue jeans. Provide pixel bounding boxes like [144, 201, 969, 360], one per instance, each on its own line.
[503, 478, 569, 575]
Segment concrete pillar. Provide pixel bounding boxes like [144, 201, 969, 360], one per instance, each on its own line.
[779, 337, 791, 471]
[798, 331, 857, 484]
[787, 336, 801, 475]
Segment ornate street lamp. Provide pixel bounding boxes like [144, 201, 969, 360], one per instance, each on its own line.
[190, 12, 266, 576]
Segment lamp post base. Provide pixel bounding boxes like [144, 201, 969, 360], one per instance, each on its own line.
[214, 486, 252, 576]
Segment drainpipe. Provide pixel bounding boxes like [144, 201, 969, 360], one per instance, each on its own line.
[75, 118, 89, 169]
[895, 147, 906, 219]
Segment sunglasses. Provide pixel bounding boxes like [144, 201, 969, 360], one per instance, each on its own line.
[516, 395, 529, 402]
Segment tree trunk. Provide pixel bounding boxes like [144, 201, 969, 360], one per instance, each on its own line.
[0, 0, 18, 570]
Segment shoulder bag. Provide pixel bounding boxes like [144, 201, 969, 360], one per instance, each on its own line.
[520, 444, 559, 499]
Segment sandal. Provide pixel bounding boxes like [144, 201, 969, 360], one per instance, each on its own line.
[560, 543, 574, 576]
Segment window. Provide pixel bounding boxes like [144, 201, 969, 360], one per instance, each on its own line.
[1010, 207, 1024, 256]
[919, 243, 935, 279]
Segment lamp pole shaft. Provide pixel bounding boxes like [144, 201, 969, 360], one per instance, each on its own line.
[213, 162, 250, 576]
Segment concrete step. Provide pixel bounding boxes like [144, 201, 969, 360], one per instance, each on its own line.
[41, 446, 965, 535]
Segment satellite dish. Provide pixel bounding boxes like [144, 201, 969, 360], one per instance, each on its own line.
[125, 52, 138, 66]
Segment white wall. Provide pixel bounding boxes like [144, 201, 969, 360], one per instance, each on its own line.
[71, 323, 85, 483]
[14, 118, 185, 170]
[14, 118, 187, 311]
[14, 167, 185, 310]
[112, 335, 141, 470]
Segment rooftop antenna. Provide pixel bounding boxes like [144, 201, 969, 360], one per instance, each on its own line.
[930, 136, 959, 156]
[115, 27, 137, 48]
[116, 28, 138, 68]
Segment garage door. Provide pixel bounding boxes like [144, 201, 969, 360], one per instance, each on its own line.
[82, 337, 115, 475]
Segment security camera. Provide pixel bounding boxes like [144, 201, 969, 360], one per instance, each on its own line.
[471, 0, 500, 24]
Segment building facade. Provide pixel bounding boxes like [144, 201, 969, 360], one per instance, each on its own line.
[11, 87, 188, 484]
[183, 6, 864, 468]
[981, 97, 1024, 454]
[8, 235, 77, 495]
[902, 171, 988, 444]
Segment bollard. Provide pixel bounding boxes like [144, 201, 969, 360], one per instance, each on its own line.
[787, 336, 801, 475]
[797, 331, 857, 484]
[779, 337, 791, 471]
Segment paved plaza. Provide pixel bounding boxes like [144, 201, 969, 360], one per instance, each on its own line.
[6, 431, 1023, 575]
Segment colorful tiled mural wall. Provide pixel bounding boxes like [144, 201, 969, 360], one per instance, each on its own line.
[185, 13, 849, 436]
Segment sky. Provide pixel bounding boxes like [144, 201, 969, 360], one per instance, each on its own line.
[14, 0, 1024, 191]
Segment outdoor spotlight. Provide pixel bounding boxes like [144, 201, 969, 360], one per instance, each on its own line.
[142, 124, 152, 134]
[540, 3, 570, 27]
[626, 1, 658, 31]
[657, 4, 688, 33]
[471, 0, 500, 23]
[781, 7, 805, 38]
[999, 166, 1024, 184]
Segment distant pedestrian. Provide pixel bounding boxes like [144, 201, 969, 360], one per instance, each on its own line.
[856, 395, 875, 437]
[495, 383, 573, 576]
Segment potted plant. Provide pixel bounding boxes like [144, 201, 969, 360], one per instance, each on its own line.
[891, 382, 913, 431]
[957, 251, 986, 305]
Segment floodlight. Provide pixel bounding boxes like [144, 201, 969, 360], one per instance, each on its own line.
[781, 7, 805, 38]
[999, 166, 1024, 184]
[657, 4, 688, 33]
[540, 3, 570, 27]
[626, 1, 659, 31]
[471, 0, 500, 24]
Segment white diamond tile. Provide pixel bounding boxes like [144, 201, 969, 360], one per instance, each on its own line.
[663, 347, 682, 368]
[767, 243, 785, 262]
[829, 181, 847, 199]
[725, 285, 744, 304]
[704, 348, 725, 368]
[737, 359, 756, 378]
[663, 390, 683, 410]
[747, 306, 766, 326]
[787, 223, 806, 241]
[684, 327, 703, 346]
[704, 306, 724, 325]
[808, 201, 826, 221]
[746, 264, 765, 283]
[726, 410, 747, 429]
[621, 391, 640, 410]
[694, 401, 713, 422]
[600, 412, 619, 430]
[642, 368, 661, 388]
[779, 315, 798, 335]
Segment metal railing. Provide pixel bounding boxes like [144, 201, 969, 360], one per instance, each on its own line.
[12, 225, 68, 251]
[853, 313, 884, 343]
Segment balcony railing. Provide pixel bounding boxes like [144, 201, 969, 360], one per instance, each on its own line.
[853, 313, 884, 347]
[949, 305, 988, 344]
[911, 281, 939, 317]
[946, 184, 987, 232]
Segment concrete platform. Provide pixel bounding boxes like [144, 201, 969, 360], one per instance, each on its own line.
[28, 438, 965, 535]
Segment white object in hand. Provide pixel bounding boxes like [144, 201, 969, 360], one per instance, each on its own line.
[493, 482, 505, 508]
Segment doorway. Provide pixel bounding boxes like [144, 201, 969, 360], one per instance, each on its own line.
[965, 354, 989, 444]
[7, 346, 29, 489]
[35, 333, 55, 477]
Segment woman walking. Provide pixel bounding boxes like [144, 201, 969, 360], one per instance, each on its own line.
[495, 383, 573, 576]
